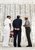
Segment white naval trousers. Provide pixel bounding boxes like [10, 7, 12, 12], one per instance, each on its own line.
[3, 26, 10, 47]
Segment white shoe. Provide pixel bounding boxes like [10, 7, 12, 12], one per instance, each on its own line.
[2, 45, 9, 47]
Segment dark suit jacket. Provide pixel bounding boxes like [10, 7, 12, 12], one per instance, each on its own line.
[12, 18, 22, 30]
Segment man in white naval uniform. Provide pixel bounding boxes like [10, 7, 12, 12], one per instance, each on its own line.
[2, 16, 11, 47]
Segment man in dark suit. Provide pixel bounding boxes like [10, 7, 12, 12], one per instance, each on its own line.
[23, 17, 32, 47]
[12, 15, 22, 47]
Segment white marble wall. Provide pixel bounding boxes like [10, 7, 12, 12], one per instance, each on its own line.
[0, 4, 35, 45]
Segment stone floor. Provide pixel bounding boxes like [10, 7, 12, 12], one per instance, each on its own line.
[0, 41, 35, 50]
[0, 37, 35, 47]
[1, 47, 35, 50]
[0, 41, 35, 47]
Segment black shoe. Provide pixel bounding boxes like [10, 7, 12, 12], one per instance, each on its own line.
[18, 45, 21, 47]
[26, 45, 32, 47]
[26, 45, 29, 47]
[29, 45, 32, 47]
[14, 45, 16, 47]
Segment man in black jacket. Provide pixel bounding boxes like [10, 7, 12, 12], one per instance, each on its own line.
[12, 15, 22, 47]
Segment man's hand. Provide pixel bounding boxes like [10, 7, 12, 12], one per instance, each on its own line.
[10, 31, 14, 35]
[23, 25, 26, 27]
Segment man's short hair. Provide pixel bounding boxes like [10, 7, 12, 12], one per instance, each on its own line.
[7, 16, 11, 18]
[17, 15, 20, 19]
[25, 17, 28, 20]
